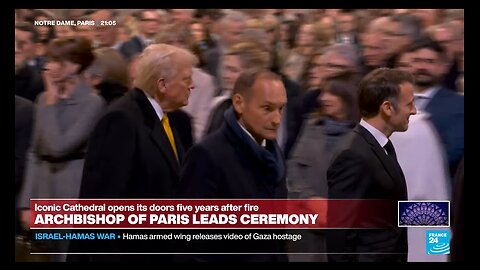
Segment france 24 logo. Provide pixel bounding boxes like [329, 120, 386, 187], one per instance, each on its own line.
[426, 230, 450, 255]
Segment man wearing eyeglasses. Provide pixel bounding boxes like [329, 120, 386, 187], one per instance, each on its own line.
[120, 9, 160, 61]
[408, 36, 464, 180]
[383, 13, 422, 67]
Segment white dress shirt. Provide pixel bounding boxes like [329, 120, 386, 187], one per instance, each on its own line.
[238, 120, 266, 147]
[359, 118, 389, 154]
[146, 93, 164, 121]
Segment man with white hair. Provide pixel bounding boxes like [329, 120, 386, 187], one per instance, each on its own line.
[120, 9, 161, 60]
[70, 44, 196, 262]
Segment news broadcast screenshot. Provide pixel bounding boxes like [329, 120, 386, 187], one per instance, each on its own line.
[14, 8, 464, 262]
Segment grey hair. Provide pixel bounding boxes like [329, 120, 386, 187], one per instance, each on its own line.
[391, 13, 423, 43]
[133, 44, 198, 96]
[323, 43, 360, 72]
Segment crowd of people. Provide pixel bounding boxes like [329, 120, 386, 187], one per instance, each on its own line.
[15, 9, 464, 262]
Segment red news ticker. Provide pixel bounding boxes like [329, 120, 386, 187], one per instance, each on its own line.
[29, 199, 398, 229]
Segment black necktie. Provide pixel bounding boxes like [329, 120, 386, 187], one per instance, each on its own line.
[384, 140, 397, 161]
[384, 139, 406, 183]
[384, 140, 407, 198]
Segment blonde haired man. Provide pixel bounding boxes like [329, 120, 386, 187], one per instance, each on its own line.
[69, 44, 196, 262]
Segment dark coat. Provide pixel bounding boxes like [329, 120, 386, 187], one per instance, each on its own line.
[326, 125, 408, 262]
[177, 108, 288, 262]
[424, 88, 464, 178]
[69, 88, 187, 261]
[15, 64, 44, 102]
[79, 88, 186, 199]
[119, 36, 146, 61]
[96, 80, 128, 104]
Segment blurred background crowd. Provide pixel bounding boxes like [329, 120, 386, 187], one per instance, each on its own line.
[15, 9, 464, 262]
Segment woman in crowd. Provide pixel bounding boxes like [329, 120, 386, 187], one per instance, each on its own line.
[18, 37, 105, 261]
[287, 72, 359, 262]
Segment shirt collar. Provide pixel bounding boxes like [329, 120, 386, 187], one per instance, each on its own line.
[415, 86, 439, 99]
[360, 118, 389, 148]
[237, 120, 266, 147]
[146, 93, 164, 121]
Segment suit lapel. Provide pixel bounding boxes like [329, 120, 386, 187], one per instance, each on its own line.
[150, 122, 180, 176]
[132, 89, 180, 177]
[171, 126, 186, 163]
[355, 126, 404, 187]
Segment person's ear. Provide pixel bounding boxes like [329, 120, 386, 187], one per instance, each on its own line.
[157, 78, 167, 94]
[232, 93, 245, 115]
[380, 100, 393, 117]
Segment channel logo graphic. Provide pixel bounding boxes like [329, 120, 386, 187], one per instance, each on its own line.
[398, 201, 449, 227]
[426, 230, 450, 254]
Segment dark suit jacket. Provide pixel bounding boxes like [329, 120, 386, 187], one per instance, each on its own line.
[201, 39, 221, 88]
[204, 98, 231, 136]
[69, 89, 186, 261]
[443, 60, 461, 92]
[80, 88, 185, 199]
[177, 116, 288, 262]
[96, 80, 128, 104]
[119, 36, 146, 61]
[15, 64, 44, 102]
[425, 88, 464, 178]
[326, 125, 408, 262]
[168, 109, 194, 152]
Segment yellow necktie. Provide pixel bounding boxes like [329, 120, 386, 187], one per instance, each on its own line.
[161, 114, 178, 160]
